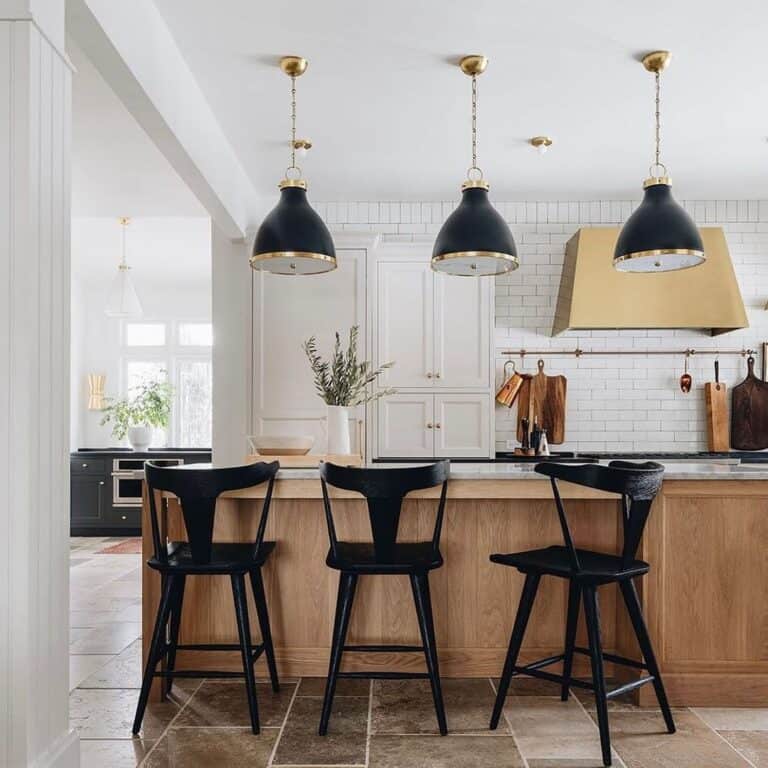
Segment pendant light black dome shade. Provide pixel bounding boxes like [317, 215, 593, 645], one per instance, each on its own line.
[432, 185, 518, 276]
[250, 182, 336, 275]
[614, 180, 704, 272]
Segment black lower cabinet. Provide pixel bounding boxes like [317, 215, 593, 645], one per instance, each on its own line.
[70, 450, 211, 536]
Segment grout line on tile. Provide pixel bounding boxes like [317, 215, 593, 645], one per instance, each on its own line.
[364, 679, 373, 766]
[488, 676, 530, 768]
[266, 675, 303, 768]
[689, 708, 758, 768]
[137, 679, 205, 766]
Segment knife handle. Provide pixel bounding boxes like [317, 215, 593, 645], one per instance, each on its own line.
[715, 360, 720, 384]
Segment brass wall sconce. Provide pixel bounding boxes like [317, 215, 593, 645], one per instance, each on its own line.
[88, 374, 106, 410]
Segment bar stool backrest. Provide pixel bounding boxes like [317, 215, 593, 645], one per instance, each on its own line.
[145, 461, 280, 565]
[534, 460, 664, 574]
[319, 461, 450, 561]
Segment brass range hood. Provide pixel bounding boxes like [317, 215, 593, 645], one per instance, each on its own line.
[553, 227, 748, 336]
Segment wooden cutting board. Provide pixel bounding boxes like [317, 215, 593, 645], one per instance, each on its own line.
[516, 361, 567, 445]
[704, 361, 729, 452]
[731, 356, 768, 450]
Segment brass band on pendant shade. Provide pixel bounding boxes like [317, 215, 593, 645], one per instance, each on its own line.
[614, 50, 704, 273]
[250, 56, 336, 275]
[432, 55, 517, 276]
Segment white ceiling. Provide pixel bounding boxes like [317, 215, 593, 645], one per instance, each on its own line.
[152, 0, 768, 202]
[70, 41, 206, 217]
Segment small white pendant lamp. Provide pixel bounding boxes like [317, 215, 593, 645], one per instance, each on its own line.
[105, 217, 143, 318]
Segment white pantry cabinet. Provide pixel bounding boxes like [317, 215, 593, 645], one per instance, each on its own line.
[372, 245, 495, 459]
[377, 393, 492, 458]
[376, 259, 491, 390]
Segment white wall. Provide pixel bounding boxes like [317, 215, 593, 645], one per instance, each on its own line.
[71, 216, 211, 448]
[311, 198, 768, 452]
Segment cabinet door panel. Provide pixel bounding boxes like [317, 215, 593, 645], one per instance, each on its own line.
[71, 475, 108, 523]
[434, 394, 491, 458]
[377, 261, 433, 388]
[434, 272, 490, 388]
[377, 394, 434, 458]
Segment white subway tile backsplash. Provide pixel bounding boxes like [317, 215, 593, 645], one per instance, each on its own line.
[322, 196, 768, 452]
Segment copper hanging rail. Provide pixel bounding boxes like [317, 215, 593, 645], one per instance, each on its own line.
[501, 348, 757, 359]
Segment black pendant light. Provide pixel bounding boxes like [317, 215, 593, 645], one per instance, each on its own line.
[614, 51, 704, 273]
[250, 56, 336, 275]
[432, 55, 517, 276]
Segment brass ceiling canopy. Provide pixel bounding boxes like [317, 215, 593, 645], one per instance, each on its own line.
[431, 54, 518, 276]
[613, 49, 704, 272]
[251, 56, 336, 275]
[530, 136, 553, 154]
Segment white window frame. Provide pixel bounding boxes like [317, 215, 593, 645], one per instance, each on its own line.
[120, 319, 212, 447]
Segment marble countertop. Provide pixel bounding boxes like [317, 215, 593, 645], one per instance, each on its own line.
[276, 460, 768, 481]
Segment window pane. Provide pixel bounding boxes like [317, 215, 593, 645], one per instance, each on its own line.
[179, 323, 213, 346]
[126, 361, 167, 392]
[177, 359, 212, 448]
[125, 323, 166, 346]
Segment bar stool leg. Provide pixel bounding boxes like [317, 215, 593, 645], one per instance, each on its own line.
[165, 575, 186, 697]
[250, 568, 280, 692]
[232, 573, 260, 734]
[490, 572, 541, 730]
[410, 572, 447, 735]
[319, 572, 358, 736]
[583, 585, 612, 767]
[133, 574, 176, 734]
[561, 579, 581, 701]
[619, 579, 675, 734]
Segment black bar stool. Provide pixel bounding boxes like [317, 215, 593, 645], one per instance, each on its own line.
[489, 461, 675, 767]
[318, 460, 450, 736]
[133, 461, 280, 736]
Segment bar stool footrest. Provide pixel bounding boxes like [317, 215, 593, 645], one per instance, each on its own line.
[153, 670, 246, 679]
[573, 646, 648, 671]
[337, 671, 430, 680]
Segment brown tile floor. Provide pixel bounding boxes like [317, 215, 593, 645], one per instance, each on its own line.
[70, 538, 768, 767]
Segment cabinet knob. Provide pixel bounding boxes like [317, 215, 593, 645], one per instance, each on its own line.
[426, 422, 433, 429]
[99, 481, 105, 486]
[426, 372, 433, 379]
[435, 423, 442, 429]
[82, 463, 88, 468]
[435, 372, 441, 379]
[121, 515, 127, 521]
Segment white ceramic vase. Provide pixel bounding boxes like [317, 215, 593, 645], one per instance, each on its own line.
[325, 405, 351, 456]
[128, 425, 152, 451]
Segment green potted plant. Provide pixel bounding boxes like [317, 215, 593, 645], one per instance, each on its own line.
[100, 374, 174, 451]
[303, 325, 395, 455]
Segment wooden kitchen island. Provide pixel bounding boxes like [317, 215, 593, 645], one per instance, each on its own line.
[142, 462, 768, 706]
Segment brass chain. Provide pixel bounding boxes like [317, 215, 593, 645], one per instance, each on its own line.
[290, 74, 297, 169]
[471, 73, 478, 169]
[654, 70, 661, 169]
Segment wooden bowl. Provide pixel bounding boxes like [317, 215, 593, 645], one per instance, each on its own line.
[248, 435, 315, 456]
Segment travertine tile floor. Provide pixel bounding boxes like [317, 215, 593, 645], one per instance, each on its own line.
[70, 537, 768, 767]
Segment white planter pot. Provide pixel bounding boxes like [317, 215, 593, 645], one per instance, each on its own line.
[128, 425, 152, 451]
[325, 405, 351, 456]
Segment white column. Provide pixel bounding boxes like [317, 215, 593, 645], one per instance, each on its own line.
[211, 224, 252, 466]
[0, 2, 78, 766]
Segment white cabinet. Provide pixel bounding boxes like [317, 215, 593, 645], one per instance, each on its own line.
[377, 393, 491, 458]
[372, 246, 495, 460]
[377, 261, 434, 388]
[377, 394, 434, 458]
[434, 394, 491, 458]
[376, 260, 491, 389]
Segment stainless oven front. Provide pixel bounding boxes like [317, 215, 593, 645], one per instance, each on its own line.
[111, 457, 184, 507]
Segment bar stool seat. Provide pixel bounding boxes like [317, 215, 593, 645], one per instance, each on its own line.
[327, 541, 443, 574]
[490, 546, 649, 582]
[150, 541, 276, 574]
